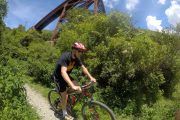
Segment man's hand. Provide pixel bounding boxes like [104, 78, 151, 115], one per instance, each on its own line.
[90, 77, 96, 83]
[72, 85, 82, 92]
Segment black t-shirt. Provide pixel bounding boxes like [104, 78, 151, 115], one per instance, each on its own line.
[54, 52, 83, 79]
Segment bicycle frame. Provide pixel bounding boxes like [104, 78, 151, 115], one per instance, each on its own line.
[52, 76, 95, 108]
[67, 82, 95, 108]
[49, 79, 116, 120]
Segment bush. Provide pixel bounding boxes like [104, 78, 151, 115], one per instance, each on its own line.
[140, 98, 179, 120]
[26, 40, 60, 87]
[2, 27, 60, 87]
[150, 31, 179, 98]
[2, 8, 179, 119]
[0, 64, 39, 120]
[55, 9, 179, 114]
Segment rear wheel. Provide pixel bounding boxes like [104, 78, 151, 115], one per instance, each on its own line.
[82, 101, 116, 120]
[48, 89, 62, 112]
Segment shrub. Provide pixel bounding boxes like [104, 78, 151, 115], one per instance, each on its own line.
[55, 9, 179, 114]
[0, 64, 39, 120]
[26, 35, 60, 87]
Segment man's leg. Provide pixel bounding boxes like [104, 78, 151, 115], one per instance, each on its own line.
[60, 88, 74, 120]
[60, 90, 68, 116]
[61, 80, 78, 109]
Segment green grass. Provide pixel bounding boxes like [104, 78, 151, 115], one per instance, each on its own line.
[27, 80, 118, 119]
[172, 80, 180, 106]
[28, 81, 51, 98]
[27, 78, 180, 120]
[26, 79, 85, 119]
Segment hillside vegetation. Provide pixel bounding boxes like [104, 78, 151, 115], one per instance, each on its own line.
[1, 1, 180, 119]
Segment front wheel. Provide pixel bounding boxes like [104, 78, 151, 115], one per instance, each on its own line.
[82, 101, 116, 120]
[48, 89, 73, 115]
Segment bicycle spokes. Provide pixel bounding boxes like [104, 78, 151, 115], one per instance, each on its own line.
[89, 106, 100, 120]
[54, 99, 62, 110]
[83, 102, 113, 120]
[48, 89, 62, 112]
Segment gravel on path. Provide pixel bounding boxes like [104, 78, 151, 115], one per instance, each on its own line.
[24, 84, 59, 120]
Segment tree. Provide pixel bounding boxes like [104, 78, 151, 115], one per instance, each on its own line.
[0, 0, 7, 26]
[175, 23, 180, 35]
[0, 0, 7, 18]
[0, 0, 7, 55]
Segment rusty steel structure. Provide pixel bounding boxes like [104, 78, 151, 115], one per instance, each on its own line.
[33, 0, 105, 46]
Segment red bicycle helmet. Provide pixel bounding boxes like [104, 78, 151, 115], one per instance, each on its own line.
[72, 42, 87, 52]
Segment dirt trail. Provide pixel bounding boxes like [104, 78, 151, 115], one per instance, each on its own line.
[24, 84, 59, 120]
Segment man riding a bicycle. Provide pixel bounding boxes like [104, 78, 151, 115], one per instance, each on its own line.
[53, 41, 96, 120]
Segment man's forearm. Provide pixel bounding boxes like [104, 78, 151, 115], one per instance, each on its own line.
[82, 66, 93, 80]
[61, 71, 74, 88]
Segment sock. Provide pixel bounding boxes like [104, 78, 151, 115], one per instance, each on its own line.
[63, 109, 67, 117]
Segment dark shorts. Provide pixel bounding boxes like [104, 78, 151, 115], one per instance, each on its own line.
[53, 75, 74, 92]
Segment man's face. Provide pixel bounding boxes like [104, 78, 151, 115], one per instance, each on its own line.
[75, 50, 82, 58]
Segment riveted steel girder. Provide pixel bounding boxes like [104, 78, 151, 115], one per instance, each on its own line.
[34, 0, 106, 31]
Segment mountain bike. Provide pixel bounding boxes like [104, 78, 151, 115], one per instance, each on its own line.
[48, 76, 116, 120]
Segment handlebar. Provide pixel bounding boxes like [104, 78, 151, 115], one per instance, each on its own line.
[81, 81, 94, 90]
[67, 81, 95, 94]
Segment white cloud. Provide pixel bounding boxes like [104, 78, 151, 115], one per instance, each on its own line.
[158, 0, 166, 5]
[103, 0, 119, 9]
[126, 0, 139, 11]
[146, 16, 163, 31]
[174, 0, 180, 2]
[165, 1, 180, 27]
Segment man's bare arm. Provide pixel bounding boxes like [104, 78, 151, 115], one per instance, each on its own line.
[61, 66, 81, 91]
[81, 65, 96, 82]
[61, 66, 74, 87]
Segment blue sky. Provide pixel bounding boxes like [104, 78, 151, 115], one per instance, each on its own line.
[4, 0, 180, 31]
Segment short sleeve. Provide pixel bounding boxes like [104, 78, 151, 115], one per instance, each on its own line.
[58, 53, 69, 67]
[76, 58, 83, 67]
